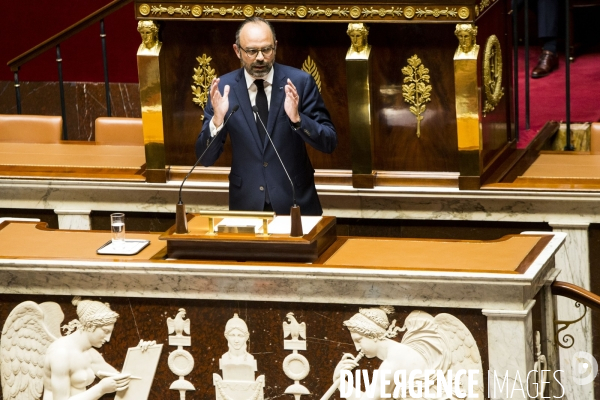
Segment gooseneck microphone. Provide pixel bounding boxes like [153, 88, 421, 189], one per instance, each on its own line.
[252, 105, 303, 237]
[175, 105, 239, 234]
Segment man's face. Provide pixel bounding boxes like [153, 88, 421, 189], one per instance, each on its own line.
[233, 22, 277, 78]
[348, 30, 364, 50]
[140, 27, 156, 49]
[456, 30, 473, 52]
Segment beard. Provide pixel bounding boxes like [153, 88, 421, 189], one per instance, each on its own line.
[241, 58, 273, 78]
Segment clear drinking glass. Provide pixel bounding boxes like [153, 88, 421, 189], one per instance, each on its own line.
[110, 213, 125, 248]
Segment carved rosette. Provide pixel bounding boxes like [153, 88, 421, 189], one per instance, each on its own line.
[191, 54, 217, 120]
[301, 56, 321, 93]
[482, 34, 504, 115]
[402, 55, 432, 138]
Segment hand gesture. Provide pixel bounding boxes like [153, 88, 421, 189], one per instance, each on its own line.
[284, 78, 300, 123]
[97, 372, 131, 394]
[137, 339, 157, 352]
[209, 77, 230, 127]
[333, 353, 360, 383]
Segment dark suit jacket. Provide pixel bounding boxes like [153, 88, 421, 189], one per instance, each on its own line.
[196, 63, 337, 216]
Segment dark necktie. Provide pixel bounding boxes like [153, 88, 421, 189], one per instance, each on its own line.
[254, 79, 269, 143]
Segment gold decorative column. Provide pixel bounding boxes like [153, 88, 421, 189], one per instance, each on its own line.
[453, 23, 481, 190]
[137, 20, 166, 183]
[345, 23, 375, 189]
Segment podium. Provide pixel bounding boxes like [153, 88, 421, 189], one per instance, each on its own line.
[160, 214, 337, 262]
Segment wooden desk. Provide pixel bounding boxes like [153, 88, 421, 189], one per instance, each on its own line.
[0, 142, 146, 180]
[514, 153, 600, 189]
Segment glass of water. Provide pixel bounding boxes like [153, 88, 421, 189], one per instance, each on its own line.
[110, 213, 125, 248]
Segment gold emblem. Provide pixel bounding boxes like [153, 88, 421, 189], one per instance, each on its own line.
[404, 6, 415, 19]
[483, 34, 504, 115]
[139, 3, 150, 16]
[475, 5, 480, 16]
[219, 7, 227, 15]
[350, 6, 361, 18]
[301, 56, 322, 92]
[296, 6, 307, 18]
[191, 54, 217, 120]
[192, 5, 202, 17]
[458, 7, 470, 19]
[243, 5, 255, 17]
[402, 55, 432, 138]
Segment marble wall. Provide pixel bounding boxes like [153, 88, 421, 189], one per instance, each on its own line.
[0, 80, 141, 141]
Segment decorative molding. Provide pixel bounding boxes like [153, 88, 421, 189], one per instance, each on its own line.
[138, 4, 469, 20]
[191, 54, 217, 120]
[150, 4, 191, 16]
[167, 308, 195, 397]
[482, 34, 504, 115]
[401, 54, 432, 138]
[301, 56, 321, 92]
[415, 7, 458, 18]
[282, 312, 310, 400]
[555, 301, 587, 349]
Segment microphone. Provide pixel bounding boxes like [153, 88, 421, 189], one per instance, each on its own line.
[175, 105, 239, 234]
[252, 105, 303, 237]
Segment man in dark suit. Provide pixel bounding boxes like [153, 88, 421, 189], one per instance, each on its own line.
[196, 17, 337, 215]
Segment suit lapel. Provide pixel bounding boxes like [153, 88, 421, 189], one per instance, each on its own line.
[265, 64, 286, 150]
[232, 69, 264, 152]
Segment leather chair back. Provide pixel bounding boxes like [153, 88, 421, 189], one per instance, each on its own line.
[95, 117, 144, 146]
[0, 114, 62, 143]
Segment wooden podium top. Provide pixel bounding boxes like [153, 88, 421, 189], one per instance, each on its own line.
[0, 220, 552, 274]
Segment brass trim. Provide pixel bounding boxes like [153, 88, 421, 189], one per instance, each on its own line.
[150, 4, 191, 16]
[415, 7, 458, 18]
[138, 4, 469, 20]
[192, 54, 217, 120]
[401, 55, 432, 138]
[555, 302, 587, 349]
[139, 3, 151, 15]
[483, 34, 504, 115]
[301, 56, 322, 92]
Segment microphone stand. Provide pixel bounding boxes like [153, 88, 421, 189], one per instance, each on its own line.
[175, 105, 239, 234]
[252, 106, 303, 237]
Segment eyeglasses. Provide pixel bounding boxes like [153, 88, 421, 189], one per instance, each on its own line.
[239, 46, 275, 58]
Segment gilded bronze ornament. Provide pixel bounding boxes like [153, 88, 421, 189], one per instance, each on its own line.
[191, 54, 217, 120]
[307, 7, 350, 17]
[203, 5, 243, 16]
[350, 6, 361, 18]
[458, 7, 470, 19]
[555, 302, 587, 349]
[151, 5, 191, 16]
[139, 3, 151, 16]
[137, 20, 161, 52]
[243, 5, 255, 17]
[346, 23, 370, 58]
[478, 0, 495, 14]
[361, 7, 403, 17]
[415, 7, 458, 18]
[255, 6, 295, 17]
[403, 6, 415, 18]
[455, 23, 478, 55]
[483, 34, 504, 115]
[301, 56, 322, 92]
[192, 5, 202, 17]
[402, 55, 432, 138]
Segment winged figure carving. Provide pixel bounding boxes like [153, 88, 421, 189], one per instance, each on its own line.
[1, 301, 64, 400]
[167, 308, 190, 338]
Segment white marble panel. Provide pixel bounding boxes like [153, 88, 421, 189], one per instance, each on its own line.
[549, 223, 593, 400]
[482, 301, 535, 400]
[55, 210, 91, 230]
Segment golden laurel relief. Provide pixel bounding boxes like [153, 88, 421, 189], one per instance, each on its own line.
[191, 54, 217, 120]
[255, 6, 296, 17]
[151, 5, 191, 16]
[415, 7, 458, 18]
[307, 7, 350, 17]
[483, 35, 504, 115]
[139, 4, 151, 16]
[301, 56, 322, 93]
[401, 55, 432, 138]
[203, 6, 243, 16]
[361, 7, 403, 17]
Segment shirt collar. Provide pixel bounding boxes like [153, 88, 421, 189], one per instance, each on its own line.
[244, 66, 275, 89]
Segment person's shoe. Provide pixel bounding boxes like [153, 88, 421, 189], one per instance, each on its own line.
[531, 50, 558, 78]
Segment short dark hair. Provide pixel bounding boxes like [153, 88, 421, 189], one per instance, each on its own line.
[235, 17, 277, 47]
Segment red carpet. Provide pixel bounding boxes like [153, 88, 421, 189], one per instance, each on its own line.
[517, 47, 600, 148]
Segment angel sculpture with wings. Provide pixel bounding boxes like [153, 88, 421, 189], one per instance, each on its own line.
[331, 306, 484, 400]
[1, 297, 154, 400]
